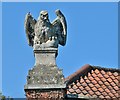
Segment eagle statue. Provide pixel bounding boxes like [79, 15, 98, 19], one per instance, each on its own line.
[24, 9, 67, 50]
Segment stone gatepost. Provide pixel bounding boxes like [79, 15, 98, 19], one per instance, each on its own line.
[24, 9, 67, 99]
[24, 48, 66, 99]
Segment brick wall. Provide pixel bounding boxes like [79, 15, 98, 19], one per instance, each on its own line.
[25, 89, 66, 100]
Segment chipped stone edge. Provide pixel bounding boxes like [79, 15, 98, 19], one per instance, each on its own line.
[24, 84, 66, 89]
[34, 47, 58, 52]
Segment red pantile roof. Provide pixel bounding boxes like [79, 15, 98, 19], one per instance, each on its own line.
[65, 64, 120, 99]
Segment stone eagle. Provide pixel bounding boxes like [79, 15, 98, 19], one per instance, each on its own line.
[24, 9, 67, 49]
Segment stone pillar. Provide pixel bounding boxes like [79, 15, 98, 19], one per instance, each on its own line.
[24, 48, 66, 99]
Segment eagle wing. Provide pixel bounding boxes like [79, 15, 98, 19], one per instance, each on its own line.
[24, 13, 36, 46]
[52, 9, 67, 46]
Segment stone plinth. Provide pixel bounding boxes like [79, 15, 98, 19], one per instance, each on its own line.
[24, 48, 66, 99]
[34, 48, 58, 66]
[24, 65, 65, 87]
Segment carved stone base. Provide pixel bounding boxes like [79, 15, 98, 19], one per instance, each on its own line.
[34, 48, 58, 66]
[25, 64, 65, 85]
[24, 48, 66, 99]
[25, 89, 66, 99]
[24, 64, 66, 99]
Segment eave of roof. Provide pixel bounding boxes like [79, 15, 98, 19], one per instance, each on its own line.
[65, 64, 120, 99]
[65, 64, 120, 85]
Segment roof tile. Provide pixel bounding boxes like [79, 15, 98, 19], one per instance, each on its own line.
[82, 90, 88, 95]
[111, 82, 116, 87]
[105, 95, 111, 99]
[72, 92, 76, 94]
[101, 77, 106, 82]
[91, 87, 97, 92]
[88, 72, 91, 77]
[107, 71, 112, 76]
[94, 77, 100, 81]
[91, 73, 97, 78]
[99, 95, 104, 99]
[73, 84, 78, 90]
[111, 89, 116, 94]
[85, 93, 91, 97]
[101, 85, 106, 90]
[88, 83, 94, 88]
[102, 92, 108, 97]
[114, 93, 119, 97]
[107, 77, 113, 83]
[94, 69, 99, 74]
[72, 82, 75, 85]
[81, 82, 87, 88]
[98, 80, 103, 85]
[85, 86, 91, 91]
[68, 88, 74, 93]
[103, 74, 109, 79]
[66, 65, 120, 99]
[85, 79, 91, 84]
[79, 93, 84, 97]
[110, 75, 116, 80]
[92, 80, 97, 85]
[105, 88, 110, 93]
[68, 85, 71, 88]
[98, 73, 104, 78]
[113, 86, 119, 91]
[108, 85, 113, 90]
[88, 76, 94, 81]
[84, 76, 88, 80]
[108, 92, 114, 97]
[80, 77, 84, 83]
[89, 90, 94, 95]
[76, 81, 81, 87]
[113, 72, 118, 77]
[95, 91, 101, 96]
[76, 80, 79, 83]
[76, 89, 81, 94]
[92, 94, 97, 98]
[104, 81, 110, 86]
[101, 70, 106, 75]
[95, 84, 101, 89]
[79, 86, 84, 91]
[67, 91, 70, 94]
[113, 79, 119, 85]
[98, 88, 104, 93]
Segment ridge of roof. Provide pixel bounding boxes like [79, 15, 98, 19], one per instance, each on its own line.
[91, 65, 120, 72]
[65, 64, 92, 85]
[65, 64, 120, 85]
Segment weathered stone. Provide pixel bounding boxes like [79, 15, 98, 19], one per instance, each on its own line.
[24, 9, 67, 49]
[34, 48, 58, 66]
[25, 64, 65, 86]
[24, 9, 67, 99]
